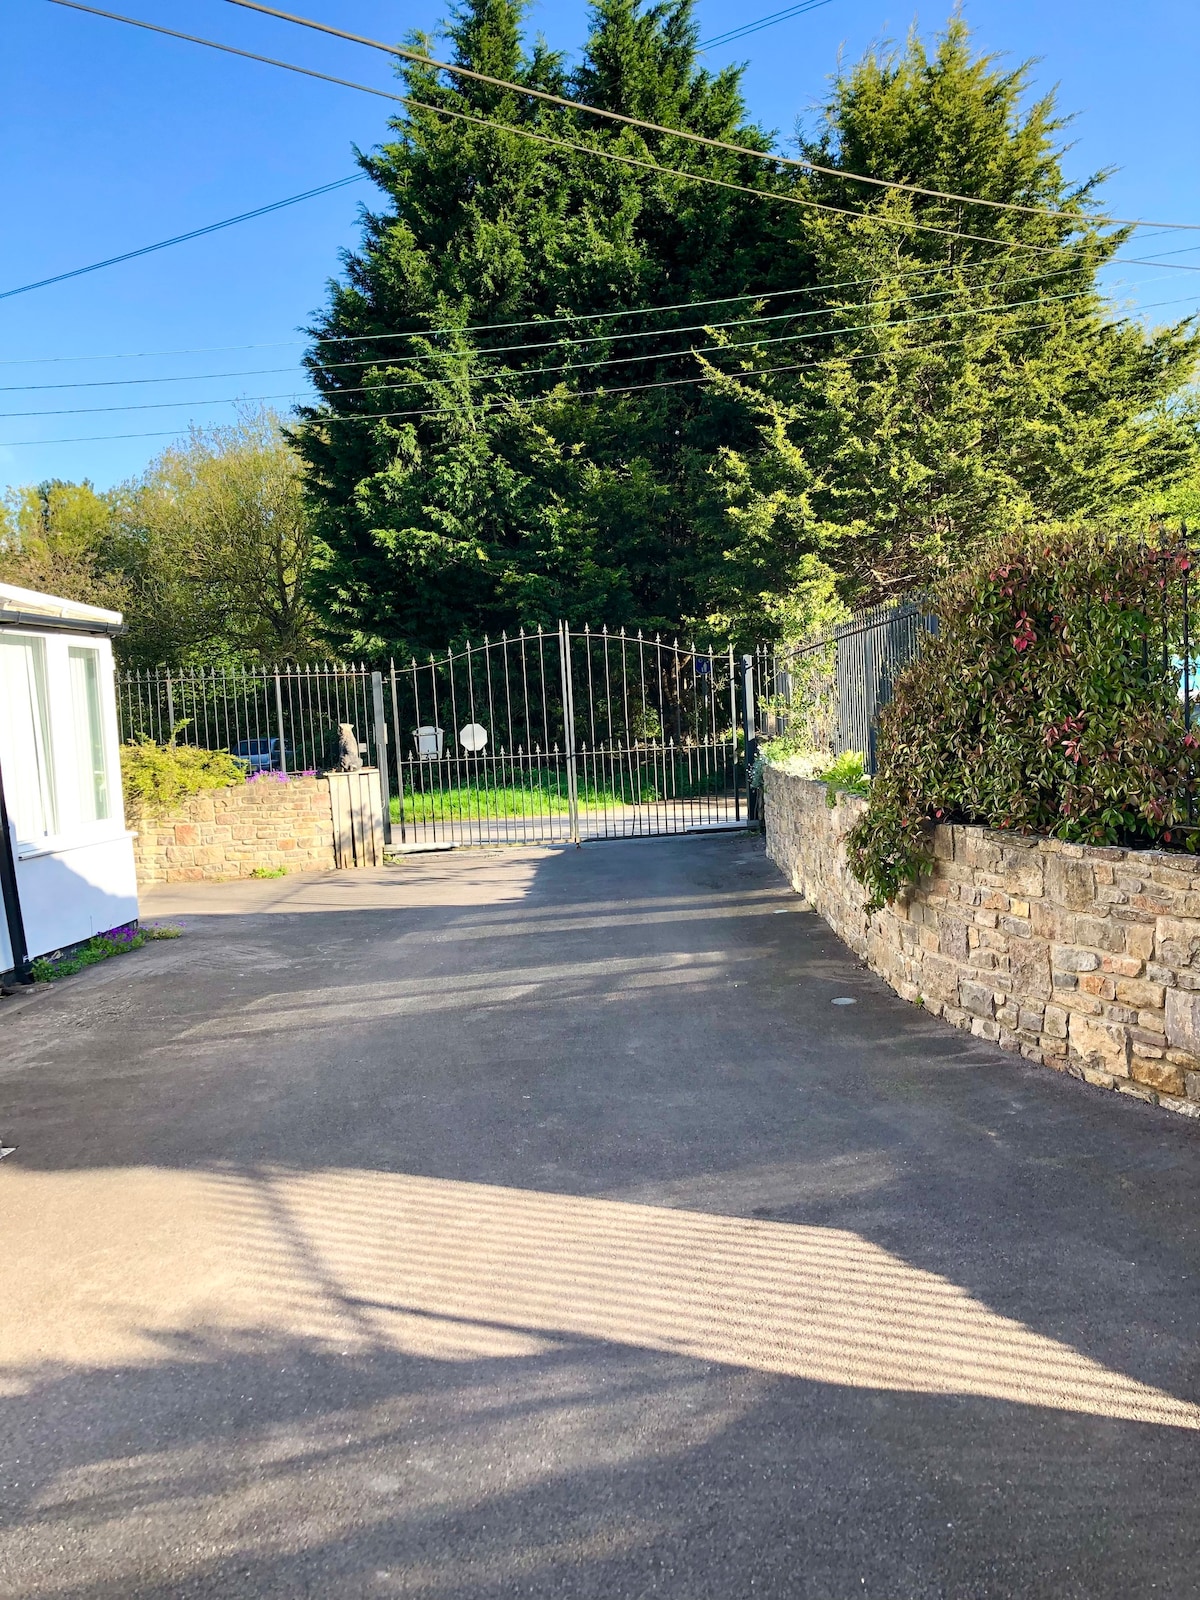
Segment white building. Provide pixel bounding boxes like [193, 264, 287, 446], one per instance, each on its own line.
[0, 582, 138, 978]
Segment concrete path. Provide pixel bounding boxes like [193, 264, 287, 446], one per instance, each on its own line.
[2, 835, 1200, 1598]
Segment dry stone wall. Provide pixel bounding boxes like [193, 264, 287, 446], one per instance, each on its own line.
[765, 766, 1200, 1118]
[131, 775, 336, 885]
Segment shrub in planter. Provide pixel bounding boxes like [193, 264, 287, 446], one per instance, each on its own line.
[847, 530, 1199, 911]
[120, 738, 246, 815]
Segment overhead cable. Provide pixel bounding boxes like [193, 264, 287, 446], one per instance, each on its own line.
[0, 321, 1077, 447]
[43, 0, 1141, 261]
[212, 0, 1200, 233]
[700, 1, 835, 51]
[0, 174, 366, 301]
[0, 262, 1092, 390]
[2, 241, 1196, 371]
[9, 288, 1191, 419]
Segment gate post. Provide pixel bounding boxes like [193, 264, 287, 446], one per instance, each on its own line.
[371, 670, 392, 845]
[388, 660, 407, 845]
[273, 671, 288, 774]
[558, 622, 581, 846]
[741, 653, 759, 827]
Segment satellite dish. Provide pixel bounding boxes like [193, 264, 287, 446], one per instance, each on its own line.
[459, 722, 488, 752]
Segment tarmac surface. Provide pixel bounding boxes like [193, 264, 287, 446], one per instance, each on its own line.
[3, 833, 1200, 1598]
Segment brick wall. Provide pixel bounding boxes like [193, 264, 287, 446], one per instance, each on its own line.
[131, 776, 336, 885]
[765, 765, 1200, 1119]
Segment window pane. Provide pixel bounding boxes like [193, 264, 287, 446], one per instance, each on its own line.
[68, 646, 111, 823]
[0, 637, 56, 841]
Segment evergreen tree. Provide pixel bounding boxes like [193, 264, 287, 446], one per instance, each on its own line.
[297, 0, 811, 654]
[296, 7, 1199, 651]
[714, 21, 1200, 601]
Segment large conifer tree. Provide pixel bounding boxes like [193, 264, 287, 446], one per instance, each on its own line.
[709, 20, 1200, 602]
[296, 6, 1198, 652]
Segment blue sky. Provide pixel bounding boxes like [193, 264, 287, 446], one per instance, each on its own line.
[2, 0, 1198, 494]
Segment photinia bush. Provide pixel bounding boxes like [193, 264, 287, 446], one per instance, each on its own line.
[847, 529, 1200, 911]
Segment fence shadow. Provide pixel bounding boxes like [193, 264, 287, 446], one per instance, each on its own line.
[5, 835, 1200, 1593]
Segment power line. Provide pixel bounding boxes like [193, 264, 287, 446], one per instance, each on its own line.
[0, 261, 965, 367]
[0, 257, 1082, 370]
[9, 288, 1191, 419]
[0, 263, 1097, 391]
[700, 1, 835, 51]
[0, 287, 1110, 414]
[213, 0, 1200, 234]
[44, 0, 1153, 262]
[0, 338, 307, 366]
[0, 321, 1076, 447]
[2, 239, 1196, 372]
[0, 175, 366, 301]
[305, 261, 1036, 356]
[0, 0, 1184, 393]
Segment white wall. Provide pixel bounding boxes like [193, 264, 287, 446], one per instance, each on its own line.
[1, 626, 139, 966]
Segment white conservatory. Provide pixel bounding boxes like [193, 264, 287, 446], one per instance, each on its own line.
[0, 582, 138, 978]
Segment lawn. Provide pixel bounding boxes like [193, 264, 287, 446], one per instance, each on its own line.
[392, 758, 735, 822]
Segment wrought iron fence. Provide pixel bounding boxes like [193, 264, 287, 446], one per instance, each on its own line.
[117, 627, 749, 847]
[754, 599, 937, 773]
[117, 662, 382, 775]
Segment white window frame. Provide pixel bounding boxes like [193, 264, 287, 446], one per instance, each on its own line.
[0, 632, 57, 848]
[0, 629, 128, 858]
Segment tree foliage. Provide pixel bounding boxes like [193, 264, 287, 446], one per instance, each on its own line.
[712, 22, 1200, 601]
[297, 0, 823, 655]
[112, 409, 317, 665]
[0, 410, 318, 666]
[297, 3, 1198, 655]
[846, 530, 1200, 911]
[0, 479, 127, 613]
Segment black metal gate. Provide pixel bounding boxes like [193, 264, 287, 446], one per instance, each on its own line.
[389, 625, 749, 848]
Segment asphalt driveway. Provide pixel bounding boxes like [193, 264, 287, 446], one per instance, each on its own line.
[3, 834, 1200, 1598]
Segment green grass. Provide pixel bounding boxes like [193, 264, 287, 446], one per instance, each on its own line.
[249, 866, 289, 879]
[392, 762, 733, 822]
[30, 922, 182, 982]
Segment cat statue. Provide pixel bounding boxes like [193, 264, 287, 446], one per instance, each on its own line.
[335, 723, 363, 771]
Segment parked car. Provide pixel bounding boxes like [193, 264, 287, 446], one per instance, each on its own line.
[231, 737, 285, 772]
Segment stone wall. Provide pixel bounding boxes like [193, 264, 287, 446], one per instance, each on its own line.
[765, 765, 1200, 1118]
[131, 775, 336, 885]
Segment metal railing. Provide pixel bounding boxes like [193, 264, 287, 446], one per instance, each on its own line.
[117, 627, 750, 848]
[117, 662, 381, 775]
[755, 599, 936, 773]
